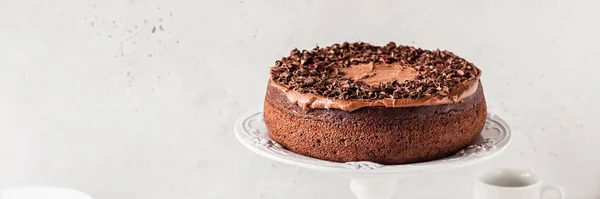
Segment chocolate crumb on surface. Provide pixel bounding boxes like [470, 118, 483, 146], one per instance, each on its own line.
[270, 42, 481, 100]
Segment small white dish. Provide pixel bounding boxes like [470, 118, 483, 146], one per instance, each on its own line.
[474, 168, 564, 199]
[0, 186, 93, 199]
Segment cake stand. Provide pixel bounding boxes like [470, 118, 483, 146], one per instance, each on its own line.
[234, 109, 511, 199]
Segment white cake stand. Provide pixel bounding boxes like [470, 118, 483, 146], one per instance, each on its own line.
[234, 109, 511, 199]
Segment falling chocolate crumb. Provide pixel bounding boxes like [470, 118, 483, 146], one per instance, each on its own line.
[270, 42, 480, 100]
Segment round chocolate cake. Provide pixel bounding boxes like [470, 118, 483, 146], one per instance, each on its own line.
[264, 42, 486, 165]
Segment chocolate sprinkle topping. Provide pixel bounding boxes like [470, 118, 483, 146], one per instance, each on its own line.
[270, 42, 480, 100]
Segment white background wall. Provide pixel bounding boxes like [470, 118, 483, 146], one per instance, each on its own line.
[0, 0, 598, 198]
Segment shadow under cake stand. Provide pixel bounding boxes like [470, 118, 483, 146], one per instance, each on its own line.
[234, 109, 511, 199]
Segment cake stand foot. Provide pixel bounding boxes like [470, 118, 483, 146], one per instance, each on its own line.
[349, 178, 398, 199]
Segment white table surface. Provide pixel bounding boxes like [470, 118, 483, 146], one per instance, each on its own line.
[0, 0, 598, 198]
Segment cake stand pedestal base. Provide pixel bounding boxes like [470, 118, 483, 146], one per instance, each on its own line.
[349, 178, 398, 199]
[234, 109, 512, 199]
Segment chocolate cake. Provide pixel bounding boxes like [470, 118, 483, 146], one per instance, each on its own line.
[264, 42, 486, 165]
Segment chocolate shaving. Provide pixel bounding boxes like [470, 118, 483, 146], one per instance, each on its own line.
[304, 77, 316, 86]
[270, 42, 480, 100]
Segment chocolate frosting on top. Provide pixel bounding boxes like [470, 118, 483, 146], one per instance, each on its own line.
[338, 63, 419, 85]
[269, 42, 482, 111]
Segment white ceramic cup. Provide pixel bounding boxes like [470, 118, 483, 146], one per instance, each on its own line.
[474, 168, 564, 199]
[0, 186, 93, 199]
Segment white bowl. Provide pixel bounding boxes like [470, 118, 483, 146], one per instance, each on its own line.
[1, 186, 93, 199]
